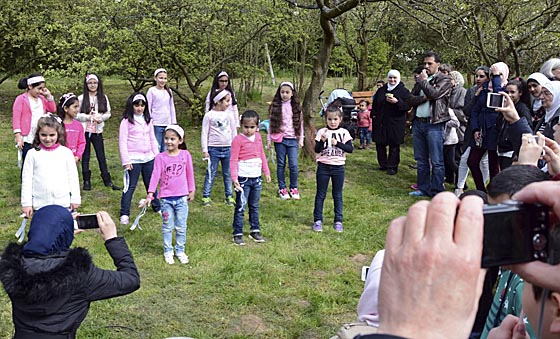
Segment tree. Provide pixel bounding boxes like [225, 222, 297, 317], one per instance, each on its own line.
[388, 0, 560, 76]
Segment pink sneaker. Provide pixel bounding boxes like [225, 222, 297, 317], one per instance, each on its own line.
[290, 188, 300, 200]
[410, 183, 418, 190]
[279, 188, 290, 200]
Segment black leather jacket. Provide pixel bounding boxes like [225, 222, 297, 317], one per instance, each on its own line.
[408, 72, 453, 124]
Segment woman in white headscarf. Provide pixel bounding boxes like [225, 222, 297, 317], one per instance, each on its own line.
[370, 70, 411, 175]
[526, 72, 550, 128]
[535, 80, 560, 138]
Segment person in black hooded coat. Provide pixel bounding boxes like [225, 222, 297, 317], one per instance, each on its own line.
[0, 205, 140, 339]
[370, 69, 411, 175]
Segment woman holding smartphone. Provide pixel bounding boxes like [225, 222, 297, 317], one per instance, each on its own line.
[467, 62, 509, 191]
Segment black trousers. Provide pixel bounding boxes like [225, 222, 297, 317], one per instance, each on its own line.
[376, 143, 400, 170]
[82, 132, 112, 184]
[443, 144, 458, 184]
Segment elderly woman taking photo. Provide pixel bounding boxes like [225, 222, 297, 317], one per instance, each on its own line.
[370, 70, 411, 175]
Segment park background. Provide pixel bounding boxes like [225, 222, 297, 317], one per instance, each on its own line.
[1, 0, 560, 337]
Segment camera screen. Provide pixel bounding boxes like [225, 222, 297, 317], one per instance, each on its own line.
[77, 214, 99, 229]
[487, 93, 504, 108]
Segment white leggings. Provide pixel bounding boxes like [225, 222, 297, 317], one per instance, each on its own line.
[456, 146, 489, 190]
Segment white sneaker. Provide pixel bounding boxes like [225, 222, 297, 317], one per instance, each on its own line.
[119, 215, 129, 225]
[290, 188, 300, 200]
[454, 188, 464, 197]
[176, 252, 189, 264]
[164, 253, 175, 265]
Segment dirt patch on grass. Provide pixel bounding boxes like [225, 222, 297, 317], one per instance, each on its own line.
[349, 253, 370, 264]
[233, 314, 268, 335]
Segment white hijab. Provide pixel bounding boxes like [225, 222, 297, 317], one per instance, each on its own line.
[386, 70, 401, 92]
[541, 81, 560, 123]
[528, 72, 550, 112]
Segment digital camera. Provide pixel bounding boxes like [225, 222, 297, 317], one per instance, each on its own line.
[482, 201, 550, 268]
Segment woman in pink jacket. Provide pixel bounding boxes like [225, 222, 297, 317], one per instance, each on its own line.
[118, 92, 161, 225]
[12, 73, 57, 164]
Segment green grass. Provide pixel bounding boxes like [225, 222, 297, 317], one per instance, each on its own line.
[0, 77, 440, 338]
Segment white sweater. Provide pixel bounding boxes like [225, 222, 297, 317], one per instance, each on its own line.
[21, 146, 81, 209]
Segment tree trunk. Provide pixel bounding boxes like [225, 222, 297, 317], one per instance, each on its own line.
[301, 14, 336, 157]
[357, 35, 368, 91]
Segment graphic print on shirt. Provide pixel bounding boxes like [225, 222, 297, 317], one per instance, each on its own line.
[320, 131, 346, 158]
[213, 116, 230, 131]
[162, 155, 184, 187]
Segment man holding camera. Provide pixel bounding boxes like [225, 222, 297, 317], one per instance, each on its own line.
[355, 179, 560, 339]
[407, 51, 452, 197]
[0, 205, 140, 339]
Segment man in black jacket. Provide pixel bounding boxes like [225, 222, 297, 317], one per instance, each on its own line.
[0, 205, 140, 339]
[407, 51, 452, 197]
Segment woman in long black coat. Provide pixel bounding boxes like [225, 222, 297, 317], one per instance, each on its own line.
[370, 69, 411, 175]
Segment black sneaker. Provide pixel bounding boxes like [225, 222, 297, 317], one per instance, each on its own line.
[249, 232, 266, 243]
[233, 235, 245, 246]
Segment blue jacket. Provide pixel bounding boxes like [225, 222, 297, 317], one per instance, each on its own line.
[470, 75, 505, 150]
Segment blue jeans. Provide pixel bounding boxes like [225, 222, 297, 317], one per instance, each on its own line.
[120, 160, 160, 216]
[412, 120, 445, 196]
[154, 125, 167, 153]
[313, 163, 345, 223]
[202, 146, 233, 199]
[274, 138, 299, 190]
[232, 177, 262, 235]
[359, 127, 371, 145]
[160, 196, 189, 255]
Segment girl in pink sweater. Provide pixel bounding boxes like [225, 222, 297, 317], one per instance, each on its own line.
[146, 68, 177, 153]
[267, 82, 304, 200]
[12, 73, 57, 165]
[147, 125, 195, 265]
[230, 111, 271, 246]
[57, 93, 86, 163]
[118, 93, 161, 225]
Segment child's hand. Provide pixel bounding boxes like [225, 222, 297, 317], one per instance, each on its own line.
[22, 206, 33, 218]
[70, 203, 80, 211]
[123, 164, 133, 170]
[330, 138, 338, 146]
[74, 156, 79, 164]
[233, 181, 241, 191]
[320, 132, 327, 142]
[41, 87, 52, 98]
[299, 140, 304, 148]
[203, 152, 210, 160]
[267, 141, 271, 149]
[187, 191, 195, 202]
[146, 193, 154, 206]
[265, 175, 271, 183]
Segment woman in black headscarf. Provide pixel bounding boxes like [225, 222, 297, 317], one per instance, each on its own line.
[0, 205, 140, 339]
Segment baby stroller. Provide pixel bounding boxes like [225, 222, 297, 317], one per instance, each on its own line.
[319, 89, 358, 138]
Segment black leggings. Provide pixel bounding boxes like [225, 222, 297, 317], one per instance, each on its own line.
[82, 133, 112, 184]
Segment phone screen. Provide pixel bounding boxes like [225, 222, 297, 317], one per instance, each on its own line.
[487, 93, 504, 108]
[77, 214, 99, 229]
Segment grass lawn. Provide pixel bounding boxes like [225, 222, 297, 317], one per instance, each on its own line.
[0, 76, 441, 338]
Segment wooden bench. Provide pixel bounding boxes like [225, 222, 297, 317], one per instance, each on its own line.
[351, 91, 375, 106]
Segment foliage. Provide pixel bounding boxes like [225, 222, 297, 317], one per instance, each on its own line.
[0, 77, 429, 338]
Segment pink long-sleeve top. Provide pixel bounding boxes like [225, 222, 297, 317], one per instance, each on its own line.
[201, 109, 237, 153]
[64, 119, 86, 159]
[12, 93, 57, 136]
[148, 150, 195, 198]
[267, 100, 304, 144]
[230, 133, 270, 182]
[119, 116, 159, 165]
[146, 86, 177, 126]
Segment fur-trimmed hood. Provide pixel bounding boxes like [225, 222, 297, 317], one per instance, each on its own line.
[0, 242, 92, 316]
